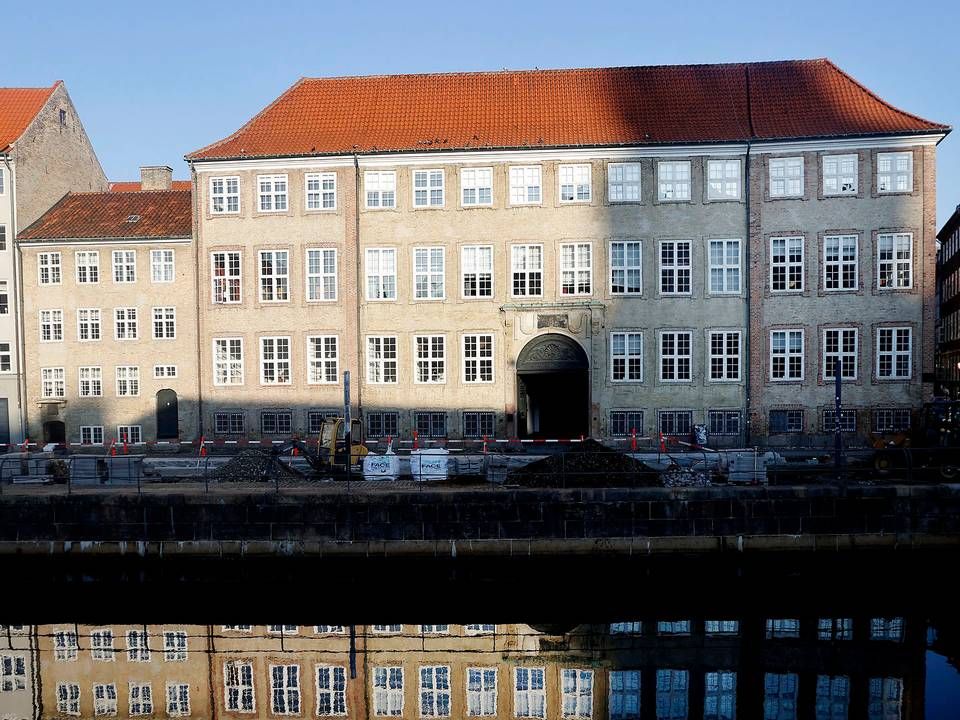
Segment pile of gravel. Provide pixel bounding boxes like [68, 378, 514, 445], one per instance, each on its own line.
[209, 449, 302, 483]
[507, 440, 659, 488]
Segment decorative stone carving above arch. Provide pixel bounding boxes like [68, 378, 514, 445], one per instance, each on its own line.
[516, 333, 589, 374]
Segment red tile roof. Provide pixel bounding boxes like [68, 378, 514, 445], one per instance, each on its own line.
[109, 180, 193, 192]
[187, 59, 949, 161]
[17, 190, 192, 241]
[0, 82, 60, 152]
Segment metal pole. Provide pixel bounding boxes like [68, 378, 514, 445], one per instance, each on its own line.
[834, 358, 843, 486]
[344, 370, 352, 491]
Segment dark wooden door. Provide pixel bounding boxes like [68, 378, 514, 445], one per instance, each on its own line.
[156, 389, 179, 439]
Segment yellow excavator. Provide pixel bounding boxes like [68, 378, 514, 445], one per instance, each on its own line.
[262, 416, 369, 479]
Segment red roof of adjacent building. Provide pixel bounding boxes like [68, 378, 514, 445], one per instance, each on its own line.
[0, 81, 60, 152]
[187, 59, 949, 161]
[17, 190, 192, 241]
[109, 180, 193, 192]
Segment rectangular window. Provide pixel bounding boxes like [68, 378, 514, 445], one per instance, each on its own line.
[373, 667, 404, 716]
[655, 670, 688, 720]
[94, 683, 117, 716]
[611, 332, 643, 382]
[166, 683, 190, 717]
[463, 334, 494, 383]
[463, 411, 496, 438]
[870, 617, 904, 642]
[824, 235, 858, 290]
[261, 411, 292, 435]
[164, 631, 187, 662]
[877, 152, 913, 192]
[306, 248, 338, 301]
[116, 366, 140, 397]
[127, 629, 151, 662]
[509, 166, 542, 205]
[610, 241, 642, 295]
[770, 330, 804, 380]
[708, 411, 741, 436]
[769, 410, 804, 434]
[0, 654, 26, 692]
[560, 242, 592, 295]
[365, 171, 396, 208]
[80, 426, 103, 445]
[769, 157, 804, 197]
[117, 426, 142, 445]
[822, 409, 857, 433]
[660, 331, 692, 381]
[261, 337, 292, 384]
[823, 328, 857, 379]
[657, 621, 691, 635]
[151, 249, 175, 282]
[561, 669, 593, 719]
[258, 174, 288, 211]
[316, 666, 347, 716]
[307, 336, 339, 384]
[38, 252, 62, 284]
[215, 412, 245, 434]
[91, 629, 115, 661]
[212, 251, 242, 303]
[54, 630, 79, 661]
[514, 668, 545, 719]
[152, 307, 176, 339]
[76, 308, 101, 342]
[315, 626, 345, 634]
[0, 342, 9, 373]
[559, 164, 591, 202]
[461, 168, 493, 206]
[704, 672, 737, 720]
[271, 664, 301, 715]
[210, 176, 240, 214]
[214, 338, 244, 385]
[57, 682, 81, 715]
[367, 336, 398, 383]
[154, 364, 177, 378]
[609, 671, 640, 720]
[657, 161, 691, 201]
[0, 281, 6, 315]
[609, 411, 643, 437]
[707, 159, 741, 199]
[872, 408, 911, 433]
[420, 665, 452, 717]
[114, 307, 138, 340]
[511, 245, 543, 297]
[462, 245, 494, 298]
[413, 169, 445, 207]
[40, 309, 64, 342]
[112, 250, 136, 283]
[659, 411, 693, 436]
[415, 335, 446, 383]
[705, 621, 740, 635]
[823, 154, 858, 195]
[467, 668, 497, 717]
[770, 236, 804, 291]
[877, 327, 912, 378]
[366, 411, 399, 438]
[366, 248, 397, 300]
[608, 163, 641, 202]
[76, 250, 100, 283]
[260, 250, 290, 302]
[816, 675, 849, 719]
[41, 367, 66, 399]
[415, 411, 447, 438]
[78, 366, 103, 397]
[306, 172, 337, 210]
[224, 660, 255, 713]
[660, 241, 691, 295]
[709, 332, 740, 381]
[414, 247, 445, 300]
[877, 233, 912, 289]
[709, 239, 741, 294]
[610, 622, 642, 634]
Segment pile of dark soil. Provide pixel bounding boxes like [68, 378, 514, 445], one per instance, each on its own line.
[507, 440, 659, 487]
[209, 449, 302, 482]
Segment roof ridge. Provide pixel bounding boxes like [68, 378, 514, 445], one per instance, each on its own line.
[69, 188, 191, 195]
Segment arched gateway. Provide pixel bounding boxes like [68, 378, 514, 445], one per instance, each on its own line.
[516, 333, 589, 438]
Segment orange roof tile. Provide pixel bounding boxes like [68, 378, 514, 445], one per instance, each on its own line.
[17, 190, 192, 241]
[0, 82, 60, 152]
[109, 180, 193, 192]
[187, 59, 949, 161]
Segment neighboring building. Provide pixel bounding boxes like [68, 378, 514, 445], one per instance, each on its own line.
[0, 82, 107, 445]
[186, 59, 948, 445]
[17, 168, 197, 445]
[0, 625, 37, 720]
[937, 204, 960, 398]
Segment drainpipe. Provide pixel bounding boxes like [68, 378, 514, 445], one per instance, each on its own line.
[353, 153, 363, 422]
[4, 153, 26, 443]
[743, 141, 752, 446]
[189, 163, 204, 435]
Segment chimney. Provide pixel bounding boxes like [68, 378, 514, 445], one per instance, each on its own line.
[140, 165, 173, 191]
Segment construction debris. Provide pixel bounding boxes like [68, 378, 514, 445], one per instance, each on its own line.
[507, 440, 659, 487]
[661, 463, 712, 487]
[209, 449, 302, 483]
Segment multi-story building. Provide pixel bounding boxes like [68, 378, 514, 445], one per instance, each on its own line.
[0, 625, 37, 720]
[17, 168, 197, 445]
[0, 82, 107, 445]
[937, 204, 960, 398]
[185, 59, 948, 445]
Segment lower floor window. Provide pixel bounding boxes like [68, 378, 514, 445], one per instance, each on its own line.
[872, 408, 911, 433]
[57, 682, 80, 715]
[609, 410, 644, 437]
[118, 425, 142, 444]
[308, 409, 338, 434]
[166, 683, 190, 717]
[463, 411, 495, 438]
[821, 409, 857, 433]
[262, 411, 292, 435]
[94, 683, 117, 716]
[659, 411, 692, 436]
[708, 411, 740, 436]
[769, 410, 803, 434]
[655, 670, 688, 720]
[609, 670, 640, 720]
[367, 411, 399, 439]
[81, 425, 105, 445]
[415, 411, 447, 438]
[215, 411, 245, 435]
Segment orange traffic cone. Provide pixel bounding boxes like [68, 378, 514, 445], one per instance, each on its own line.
[198, 436, 207, 458]
[412, 430, 419, 450]
[631, 429, 637, 452]
[110, 440, 117, 457]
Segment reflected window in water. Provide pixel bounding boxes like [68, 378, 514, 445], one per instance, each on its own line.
[609, 670, 641, 720]
[93, 682, 118, 716]
[610, 622, 643, 635]
[222, 624, 252, 632]
[126, 629, 150, 662]
[128, 681, 153, 716]
[815, 675, 850, 720]
[54, 628, 78, 661]
[224, 659, 255, 712]
[419, 665, 452, 717]
[766, 619, 800, 639]
[420, 625, 450, 635]
[868, 677, 903, 720]
[561, 668, 593, 718]
[704, 671, 736, 720]
[466, 667, 497, 716]
[166, 682, 191, 717]
[657, 621, 691, 636]
[818, 618, 853, 641]
[373, 666, 404, 716]
[163, 630, 187, 662]
[764, 672, 798, 720]
[515, 667, 546, 718]
[56, 681, 80, 715]
[465, 624, 496, 635]
[871, 618, 904, 642]
[316, 665, 347, 716]
[91, 628, 115, 662]
[314, 625, 345, 635]
[1, 654, 26, 691]
[373, 625, 402, 635]
[656, 669, 688, 720]
[271, 664, 301, 715]
[705, 621, 739, 635]
[267, 624, 298, 635]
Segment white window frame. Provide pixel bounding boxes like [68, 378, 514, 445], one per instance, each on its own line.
[117, 425, 143, 444]
[413, 247, 445, 300]
[151, 249, 175, 283]
[270, 664, 301, 716]
[657, 161, 691, 201]
[41, 367, 66, 399]
[823, 328, 858, 380]
[260, 336, 292, 385]
[558, 164, 591, 203]
[559, 242, 592, 296]
[770, 236, 804, 292]
[510, 244, 543, 297]
[307, 335, 339, 384]
[112, 250, 136, 283]
[462, 334, 494, 384]
[824, 235, 858, 291]
[365, 171, 397, 209]
[366, 336, 398, 384]
[419, 665, 452, 718]
[877, 233, 913, 289]
[373, 666, 404, 717]
[154, 364, 178, 378]
[514, 667, 545, 719]
[877, 152, 913, 193]
[94, 683, 118, 716]
[166, 682, 191, 717]
[81, 425, 105, 445]
[316, 665, 348, 717]
[152, 306, 176, 339]
[257, 174, 288, 212]
[54, 629, 79, 661]
[78, 366, 103, 397]
[57, 682, 81, 716]
[114, 307, 138, 340]
[39, 309, 64, 342]
[75, 250, 100, 284]
[211, 251, 242, 304]
[366, 248, 397, 301]
[659, 240, 691, 295]
[91, 628, 115, 661]
[466, 667, 497, 717]
[306, 172, 337, 211]
[213, 338, 244, 386]
[770, 329, 805, 381]
[707, 159, 741, 200]
[210, 176, 240, 214]
[769, 156, 804, 197]
[413, 168, 445, 208]
[415, 335, 446, 384]
[126, 629, 151, 662]
[822, 154, 858, 195]
[224, 660, 256, 713]
[609, 241, 642, 295]
[461, 245, 494, 298]
[116, 366, 140, 397]
[561, 669, 593, 719]
[876, 327, 912, 379]
[610, 332, 643, 383]
[163, 631, 187, 662]
[709, 239, 741, 295]
[259, 249, 290, 302]
[509, 166, 542, 205]
[709, 331, 741, 382]
[461, 167, 493, 207]
[659, 331, 693, 382]
[38, 252, 62, 285]
[306, 248, 338, 302]
[607, 162, 641, 203]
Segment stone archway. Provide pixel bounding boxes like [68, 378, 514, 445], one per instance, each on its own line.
[516, 334, 589, 438]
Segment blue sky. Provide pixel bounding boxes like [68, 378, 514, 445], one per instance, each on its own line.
[6, 0, 959, 226]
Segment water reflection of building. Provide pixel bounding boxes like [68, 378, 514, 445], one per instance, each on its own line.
[0, 626, 36, 720]
[1, 619, 927, 719]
